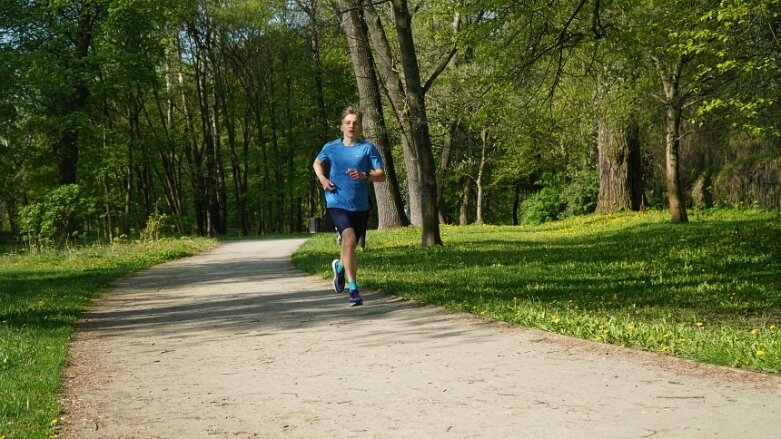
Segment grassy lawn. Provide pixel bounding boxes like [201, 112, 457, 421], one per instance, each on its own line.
[293, 209, 781, 374]
[0, 237, 216, 439]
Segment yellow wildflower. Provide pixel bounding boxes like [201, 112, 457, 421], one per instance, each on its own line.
[756, 350, 766, 357]
[751, 329, 759, 335]
[552, 317, 561, 324]
[695, 322, 703, 327]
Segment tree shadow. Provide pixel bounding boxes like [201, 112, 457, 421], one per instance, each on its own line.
[71, 243, 494, 349]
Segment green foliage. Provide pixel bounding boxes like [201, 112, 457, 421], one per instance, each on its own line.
[519, 182, 565, 225]
[519, 171, 599, 224]
[294, 209, 781, 373]
[561, 170, 600, 218]
[17, 185, 92, 248]
[0, 237, 216, 438]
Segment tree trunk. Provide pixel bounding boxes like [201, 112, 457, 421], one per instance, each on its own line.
[458, 180, 470, 226]
[475, 127, 490, 224]
[660, 56, 689, 223]
[266, 70, 284, 234]
[437, 119, 457, 224]
[595, 117, 645, 213]
[146, 83, 184, 225]
[55, 3, 100, 185]
[216, 50, 249, 236]
[279, 38, 301, 233]
[362, 1, 422, 225]
[390, 0, 442, 246]
[337, 0, 409, 229]
[299, 0, 331, 220]
[177, 49, 207, 236]
[665, 105, 688, 223]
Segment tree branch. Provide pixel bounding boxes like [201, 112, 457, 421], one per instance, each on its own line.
[422, 45, 457, 94]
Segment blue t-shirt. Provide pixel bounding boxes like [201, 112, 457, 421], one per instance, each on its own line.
[316, 138, 384, 212]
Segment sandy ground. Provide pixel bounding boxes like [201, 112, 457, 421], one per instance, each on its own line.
[59, 238, 781, 439]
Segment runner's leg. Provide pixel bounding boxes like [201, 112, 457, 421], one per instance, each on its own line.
[339, 227, 358, 283]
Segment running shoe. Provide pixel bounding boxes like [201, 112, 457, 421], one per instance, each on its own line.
[348, 288, 363, 306]
[331, 259, 345, 293]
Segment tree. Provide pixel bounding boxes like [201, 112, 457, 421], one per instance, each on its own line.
[335, 0, 409, 229]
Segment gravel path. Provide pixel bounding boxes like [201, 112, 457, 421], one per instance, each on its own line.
[59, 238, 781, 438]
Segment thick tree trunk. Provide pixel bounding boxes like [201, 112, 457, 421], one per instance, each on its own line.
[390, 0, 442, 246]
[337, 0, 409, 229]
[595, 117, 645, 213]
[362, 1, 422, 225]
[55, 3, 100, 185]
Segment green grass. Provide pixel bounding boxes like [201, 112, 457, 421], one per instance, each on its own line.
[293, 209, 781, 373]
[0, 237, 216, 439]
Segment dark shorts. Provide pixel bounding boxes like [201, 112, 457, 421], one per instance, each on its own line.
[328, 208, 369, 239]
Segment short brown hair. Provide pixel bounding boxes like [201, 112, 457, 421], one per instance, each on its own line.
[341, 106, 363, 123]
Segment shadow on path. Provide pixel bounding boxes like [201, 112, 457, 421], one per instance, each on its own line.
[78, 239, 487, 349]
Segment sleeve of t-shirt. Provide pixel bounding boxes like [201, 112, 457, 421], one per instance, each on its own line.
[316, 145, 330, 164]
[368, 144, 384, 169]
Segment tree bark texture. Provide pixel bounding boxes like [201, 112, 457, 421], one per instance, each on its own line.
[595, 118, 645, 213]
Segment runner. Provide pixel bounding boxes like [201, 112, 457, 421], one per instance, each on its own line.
[313, 106, 385, 306]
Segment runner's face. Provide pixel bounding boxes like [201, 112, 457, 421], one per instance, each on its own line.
[341, 114, 361, 140]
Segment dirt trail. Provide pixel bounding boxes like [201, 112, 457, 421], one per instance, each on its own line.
[60, 239, 781, 438]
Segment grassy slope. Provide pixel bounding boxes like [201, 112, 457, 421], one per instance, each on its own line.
[293, 209, 780, 373]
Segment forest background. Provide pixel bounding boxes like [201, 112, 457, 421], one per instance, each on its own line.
[1, 0, 780, 248]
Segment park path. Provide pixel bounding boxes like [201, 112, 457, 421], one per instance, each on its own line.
[59, 239, 781, 439]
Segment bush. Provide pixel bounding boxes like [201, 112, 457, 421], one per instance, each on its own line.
[17, 184, 92, 248]
[520, 177, 566, 225]
[561, 170, 599, 217]
[17, 202, 44, 248]
[520, 171, 599, 225]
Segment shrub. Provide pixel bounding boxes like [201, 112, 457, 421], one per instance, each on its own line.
[17, 184, 92, 248]
[520, 171, 599, 225]
[561, 170, 599, 217]
[520, 176, 566, 225]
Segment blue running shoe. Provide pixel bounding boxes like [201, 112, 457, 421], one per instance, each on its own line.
[348, 288, 363, 306]
[331, 259, 345, 293]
